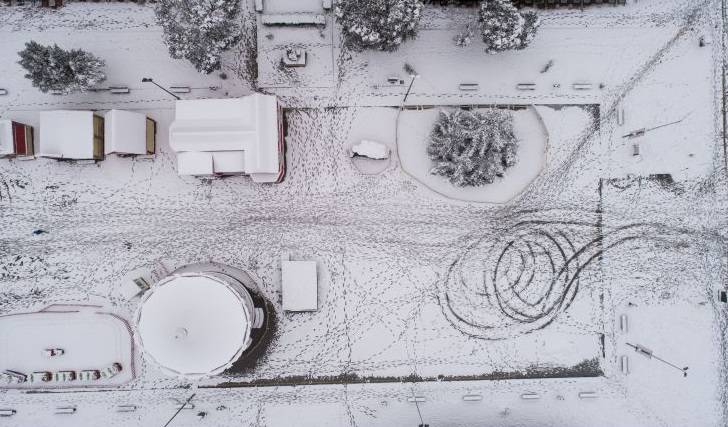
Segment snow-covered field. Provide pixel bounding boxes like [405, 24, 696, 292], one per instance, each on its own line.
[1, 0, 727, 425]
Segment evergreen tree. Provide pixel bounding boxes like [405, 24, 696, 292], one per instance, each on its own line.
[18, 41, 106, 94]
[155, 0, 241, 74]
[428, 109, 519, 187]
[335, 0, 423, 51]
[479, 0, 540, 53]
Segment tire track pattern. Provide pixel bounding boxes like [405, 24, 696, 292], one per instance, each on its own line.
[439, 216, 711, 340]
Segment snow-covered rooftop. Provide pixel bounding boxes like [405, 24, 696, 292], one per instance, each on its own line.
[135, 273, 255, 378]
[39, 110, 97, 160]
[281, 260, 318, 311]
[104, 109, 149, 155]
[169, 94, 282, 182]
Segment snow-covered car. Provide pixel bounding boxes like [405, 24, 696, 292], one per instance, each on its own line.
[43, 348, 65, 357]
[78, 370, 101, 381]
[0, 370, 27, 384]
[30, 371, 52, 383]
[53, 371, 76, 382]
[0, 409, 16, 417]
[100, 363, 122, 379]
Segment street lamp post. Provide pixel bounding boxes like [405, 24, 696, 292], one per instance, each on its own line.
[141, 77, 180, 100]
[626, 342, 688, 377]
[402, 73, 420, 107]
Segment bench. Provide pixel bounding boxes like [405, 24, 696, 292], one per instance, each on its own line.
[516, 83, 536, 91]
[0, 89, 7, 96]
[169, 86, 191, 94]
[109, 86, 130, 94]
[261, 13, 326, 26]
[572, 82, 593, 90]
[458, 83, 479, 91]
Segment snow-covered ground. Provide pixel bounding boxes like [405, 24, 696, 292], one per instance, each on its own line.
[1, 0, 727, 425]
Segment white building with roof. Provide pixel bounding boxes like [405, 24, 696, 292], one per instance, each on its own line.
[39, 110, 104, 160]
[104, 110, 156, 156]
[281, 260, 318, 312]
[135, 267, 266, 379]
[168, 93, 285, 182]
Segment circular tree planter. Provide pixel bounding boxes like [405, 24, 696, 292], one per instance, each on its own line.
[397, 106, 548, 203]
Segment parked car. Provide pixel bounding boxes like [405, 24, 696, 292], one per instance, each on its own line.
[43, 348, 65, 357]
[1, 370, 27, 384]
[30, 371, 52, 383]
[100, 363, 122, 379]
[53, 371, 76, 382]
[0, 409, 16, 417]
[78, 370, 101, 381]
[55, 406, 76, 415]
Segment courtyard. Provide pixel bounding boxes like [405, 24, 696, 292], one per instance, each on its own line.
[0, 0, 726, 426]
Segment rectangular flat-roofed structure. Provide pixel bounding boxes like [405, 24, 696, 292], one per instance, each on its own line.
[169, 93, 285, 183]
[281, 260, 318, 311]
[39, 110, 104, 160]
[104, 110, 156, 156]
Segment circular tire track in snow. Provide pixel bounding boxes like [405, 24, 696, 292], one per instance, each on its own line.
[439, 217, 701, 340]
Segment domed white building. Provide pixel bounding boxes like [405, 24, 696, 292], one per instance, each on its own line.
[135, 264, 266, 378]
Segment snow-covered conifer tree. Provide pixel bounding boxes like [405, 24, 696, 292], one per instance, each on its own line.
[18, 41, 106, 94]
[428, 109, 518, 187]
[479, 0, 540, 53]
[155, 0, 241, 74]
[335, 0, 423, 51]
[517, 10, 540, 49]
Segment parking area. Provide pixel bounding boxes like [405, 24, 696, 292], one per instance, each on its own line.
[0, 305, 135, 389]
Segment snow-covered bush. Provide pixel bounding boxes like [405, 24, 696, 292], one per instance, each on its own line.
[335, 0, 423, 51]
[428, 109, 518, 187]
[479, 0, 540, 53]
[155, 0, 241, 74]
[18, 41, 106, 94]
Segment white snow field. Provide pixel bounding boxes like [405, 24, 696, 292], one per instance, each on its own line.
[1, 0, 727, 426]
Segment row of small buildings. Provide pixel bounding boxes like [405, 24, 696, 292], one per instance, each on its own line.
[0, 93, 286, 183]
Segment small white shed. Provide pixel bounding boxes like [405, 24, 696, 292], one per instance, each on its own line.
[281, 260, 318, 312]
[104, 110, 156, 155]
[39, 110, 104, 160]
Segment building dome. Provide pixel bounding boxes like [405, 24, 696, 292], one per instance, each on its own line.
[135, 270, 262, 378]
